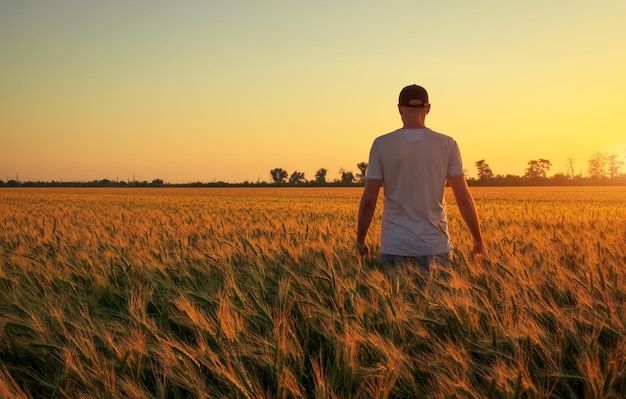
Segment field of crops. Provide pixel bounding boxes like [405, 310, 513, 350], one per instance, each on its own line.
[1, 186, 625, 398]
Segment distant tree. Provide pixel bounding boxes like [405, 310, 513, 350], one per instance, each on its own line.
[314, 168, 327, 184]
[269, 168, 288, 184]
[607, 153, 624, 178]
[524, 159, 551, 178]
[539, 159, 552, 176]
[340, 170, 355, 185]
[356, 162, 368, 183]
[151, 178, 164, 186]
[475, 160, 494, 180]
[566, 156, 576, 179]
[288, 171, 306, 185]
[587, 152, 607, 178]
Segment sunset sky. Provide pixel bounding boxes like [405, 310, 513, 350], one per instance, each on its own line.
[2, 1, 625, 183]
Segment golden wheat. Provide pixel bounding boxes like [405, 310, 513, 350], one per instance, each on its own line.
[1, 186, 625, 398]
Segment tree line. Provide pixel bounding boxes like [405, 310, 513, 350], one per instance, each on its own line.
[471, 151, 625, 186]
[268, 163, 369, 185]
[2, 152, 624, 188]
[265, 151, 625, 187]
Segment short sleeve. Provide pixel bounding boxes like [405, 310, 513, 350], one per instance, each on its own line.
[365, 139, 383, 181]
[447, 140, 464, 177]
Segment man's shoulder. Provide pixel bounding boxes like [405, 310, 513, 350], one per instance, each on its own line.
[375, 129, 403, 140]
[371, 129, 400, 149]
[425, 128, 456, 142]
[374, 128, 456, 143]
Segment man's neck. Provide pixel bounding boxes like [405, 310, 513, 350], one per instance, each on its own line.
[402, 122, 427, 129]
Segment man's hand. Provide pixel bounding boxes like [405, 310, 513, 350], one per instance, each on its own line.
[448, 175, 485, 258]
[356, 179, 380, 259]
[472, 240, 486, 255]
[356, 241, 370, 257]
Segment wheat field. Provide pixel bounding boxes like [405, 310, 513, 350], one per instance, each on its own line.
[1, 186, 625, 398]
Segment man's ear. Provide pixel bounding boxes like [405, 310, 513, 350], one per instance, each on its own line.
[398, 104, 403, 115]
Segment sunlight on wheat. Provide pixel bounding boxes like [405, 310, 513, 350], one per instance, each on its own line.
[0, 186, 625, 397]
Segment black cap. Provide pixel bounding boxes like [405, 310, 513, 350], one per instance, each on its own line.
[399, 84, 429, 108]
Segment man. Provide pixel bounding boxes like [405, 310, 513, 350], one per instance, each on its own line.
[356, 84, 485, 270]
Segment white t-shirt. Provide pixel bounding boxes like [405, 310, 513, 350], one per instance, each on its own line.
[365, 128, 465, 256]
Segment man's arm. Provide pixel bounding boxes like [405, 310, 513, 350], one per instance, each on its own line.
[356, 179, 382, 256]
[447, 175, 485, 254]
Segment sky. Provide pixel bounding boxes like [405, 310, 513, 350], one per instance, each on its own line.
[2, 0, 625, 183]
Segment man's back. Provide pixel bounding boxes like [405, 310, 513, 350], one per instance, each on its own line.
[366, 127, 464, 256]
[356, 84, 484, 263]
